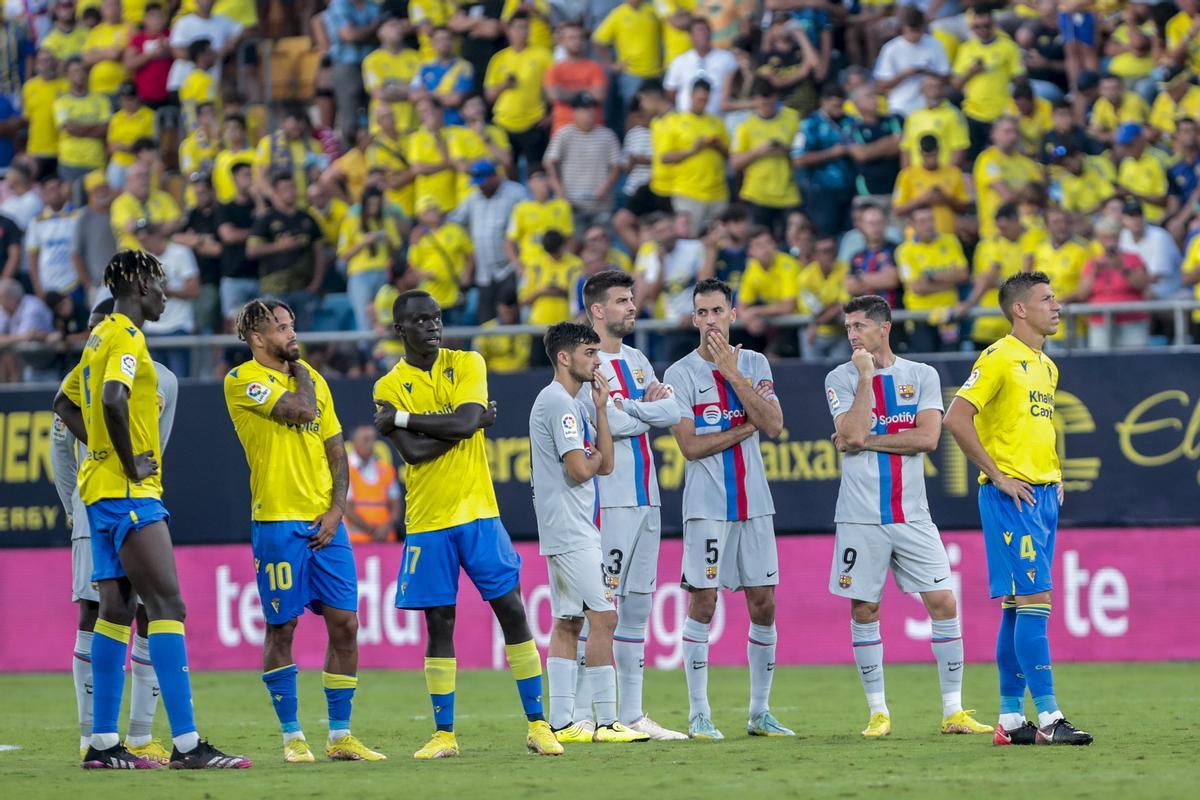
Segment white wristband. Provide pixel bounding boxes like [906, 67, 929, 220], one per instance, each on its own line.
[394, 410, 411, 429]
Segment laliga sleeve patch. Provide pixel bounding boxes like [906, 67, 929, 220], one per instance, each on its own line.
[962, 368, 981, 390]
[119, 353, 137, 379]
[826, 386, 840, 409]
[561, 413, 580, 441]
[246, 381, 272, 405]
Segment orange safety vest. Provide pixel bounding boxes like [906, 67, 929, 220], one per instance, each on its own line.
[347, 458, 397, 544]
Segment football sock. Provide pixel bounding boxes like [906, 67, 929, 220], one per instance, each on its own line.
[72, 630, 93, 745]
[586, 665, 618, 726]
[146, 620, 197, 749]
[996, 601, 1026, 730]
[851, 620, 887, 715]
[323, 672, 358, 740]
[573, 625, 593, 723]
[681, 616, 711, 719]
[1014, 604, 1062, 727]
[930, 617, 964, 716]
[504, 640, 545, 722]
[614, 591, 651, 725]
[90, 619, 129, 750]
[546, 656, 577, 729]
[747, 623, 777, 719]
[127, 634, 159, 744]
[262, 663, 301, 739]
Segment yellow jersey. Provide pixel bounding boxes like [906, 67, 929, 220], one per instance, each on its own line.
[1117, 151, 1168, 223]
[1166, 10, 1200, 73]
[502, 0, 553, 50]
[896, 234, 967, 311]
[649, 112, 680, 196]
[1057, 166, 1114, 215]
[507, 198, 575, 261]
[65, 313, 163, 503]
[372, 284, 407, 362]
[655, 0, 697, 66]
[971, 234, 1026, 343]
[367, 132, 415, 216]
[739, 251, 800, 305]
[212, 147, 256, 203]
[1089, 92, 1148, 136]
[83, 22, 131, 95]
[409, 222, 473, 309]
[956, 334, 1061, 485]
[22, 77, 68, 158]
[449, 124, 512, 200]
[179, 69, 217, 129]
[1007, 96, 1052, 156]
[408, 126, 462, 213]
[796, 260, 851, 337]
[408, 0, 457, 62]
[594, 1, 663, 78]
[1032, 237, 1090, 339]
[309, 198, 350, 248]
[900, 102, 970, 167]
[1182, 235, 1200, 322]
[663, 111, 729, 203]
[362, 47, 421, 133]
[1149, 86, 1200, 139]
[1107, 22, 1155, 79]
[892, 164, 967, 235]
[338, 213, 402, 276]
[373, 349, 500, 533]
[41, 25, 89, 62]
[484, 46, 552, 133]
[111, 190, 183, 251]
[475, 319, 531, 374]
[179, 130, 220, 207]
[731, 109, 800, 208]
[254, 133, 326, 206]
[520, 250, 582, 324]
[973, 147, 1041, 237]
[53, 92, 112, 169]
[952, 34, 1024, 122]
[107, 106, 155, 168]
[224, 358, 343, 522]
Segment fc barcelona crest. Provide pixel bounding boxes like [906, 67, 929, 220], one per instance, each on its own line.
[898, 384, 915, 400]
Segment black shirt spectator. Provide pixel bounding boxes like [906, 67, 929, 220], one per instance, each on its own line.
[456, 0, 506, 93]
[183, 201, 223, 288]
[217, 198, 259, 281]
[848, 101, 903, 197]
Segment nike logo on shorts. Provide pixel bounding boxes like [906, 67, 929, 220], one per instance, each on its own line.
[933, 576, 949, 583]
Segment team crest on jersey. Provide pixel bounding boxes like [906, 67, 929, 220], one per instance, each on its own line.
[1026, 569, 1037, 583]
[119, 353, 137, 379]
[246, 381, 272, 405]
[561, 413, 579, 440]
[604, 590, 613, 602]
[826, 386, 840, 410]
[254, 559, 260, 571]
[898, 384, 914, 400]
[633, 367, 645, 384]
[839, 574, 852, 588]
[443, 367, 455, 383]
[605, 574, 619, 589]
[705, 565, 718, 580]
[270, 598, 280, 614]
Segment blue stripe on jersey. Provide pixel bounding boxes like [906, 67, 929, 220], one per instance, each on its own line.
[722, 447, 738, 521]
[614, 359, 649, 506]
[875, 450, 893, 524]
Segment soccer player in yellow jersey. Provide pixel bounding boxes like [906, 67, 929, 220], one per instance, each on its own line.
[372, 291, 563, 759]
[224, 299, 386, 765]
[944, 272, 1094, 748]
[52, 251, 250, 771]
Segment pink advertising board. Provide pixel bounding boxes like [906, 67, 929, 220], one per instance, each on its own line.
[1, 528, 1195, 672]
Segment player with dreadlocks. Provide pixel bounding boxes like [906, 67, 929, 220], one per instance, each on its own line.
[53, 250, 252, 770]
[224, 298, 385, 764]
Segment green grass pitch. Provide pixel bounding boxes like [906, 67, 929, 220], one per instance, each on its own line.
[1, 663, 1195, 798]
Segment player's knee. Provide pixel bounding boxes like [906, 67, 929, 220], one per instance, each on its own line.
[924, 591, 957, 619]
[153, 595, 187, 623]
[78, 600, 100, 630]
[589, 609, 618, 636]
[851, 601, 881, 624]
[688, 590, 717, 624]
[554, 616, 584, 637]
[747, 594, 776, 625]
[268, 617, 298, 644]
[327, 613, 358, 647]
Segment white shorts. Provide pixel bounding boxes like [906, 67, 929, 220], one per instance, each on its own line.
[71, 537, 99, 603]
[829, 520, 952, 602]
[547, 547, 616, 619]
[600, 506, 661, 597]
[681, 516, 779, 592]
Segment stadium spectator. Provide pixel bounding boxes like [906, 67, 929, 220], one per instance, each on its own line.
[951, 8, 1024, 160]
[1008, 82, 1052, 157]
[962, 201, 1027, 347]
[54, 56, 111, 188]
[1049, 143, 1113, 221]
[105, 82, 153, 190]
[412, 26, 475, 126]
[1089, 73, 1148, 148]
[893, 134, 969, 235]
[900, 75, 968, 169]
[756, 18, 820, 119]
[1013, 0, 1069, 103]
[213, 113, 255, 204]
[324, 0, 381, 140]
[345, 425, 402, 544]
[484, 13, 552, 173]
[0, 9, 32, 105]
[454, 93, 514, 196]
[41, 0, 87, 63]
[179, 102, 220, 207]
[173, 172, 224, 338]
[1041, 99, 1098, 167]
[216, 161, 260, 327]
[730, 78, 799, 236]
[520, 228, 579, 362]
[664, 17, 736, 117]
[449, 160, 527, 322]
[543, 20, 606, 134]
[254, 104, 328, 208]
[895, 204, 968, 353]
[661, 77, 728, 236]
[737, 225, 800, 356]
[178, 39, 219, 130]
[506, 168, 572, 272]
[0, 161, 44, 231]
[709, 204, 749, 294]
[1031, 204, 1090, 347]
[402, 194, 474, 324]
[22, 51, 65, 179]
[543, 92, 621, 233]
[0, 277, 54, 382]
[0, 211, 21, 282]
[363, 14, 419, 136]
[633, 210, 706, 358]
[474, 282, 530, 373]
[846, 203, 900, 308]
[138, 219, 200, 375]
[973, 117, 1040, 240]
[612, 86, 666, 251]
[1119, 199, 1182, 310]
[1115, 123, 1168, 225]
[246, 170, 327, 331]
[454, 0, 506, 93]
[847, 84, 902, 208]
[1079, 216, 1152, 350]
[873, 7, 950, 118]
[82, 0, 130, 100]
[794, 82, 855, 237]
[408, 96, 460, 213]
[26, 173, 82, 299]
[168, 0, 245, 97]
[797, 232, 851, 361]
[340, 186, 402, 332]
[110, 159, 182, 250]
[69, 170, 116, 293]
[125, 3, 174, 107]
[593, 0, 663, 127]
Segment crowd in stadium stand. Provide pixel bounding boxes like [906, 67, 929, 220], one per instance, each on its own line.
[2, 0, 1200, 382]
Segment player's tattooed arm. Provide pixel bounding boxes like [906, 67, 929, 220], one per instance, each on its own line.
[52, 389, 88, 445]
[271, 361, 319, 424]
[309, 432, 347, 550]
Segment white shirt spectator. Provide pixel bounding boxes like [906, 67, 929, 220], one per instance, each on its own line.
[873, 33, 950, 118]
[167, 12, 244, 90]
[0, 188, 44, 231]
[544, 123, 621, 211]
[143, 242, 199, 334]
[664, 47, 738, 115]
[1120, 224, 1183, 299]
[622, 124, 652, 197]
[635, 238, 705, 323]
[0, 292, 53, 339]
[25, 207, 80, 293]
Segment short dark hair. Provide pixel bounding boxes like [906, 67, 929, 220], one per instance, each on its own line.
[393, 289, 437, 321]
[187, 37, 213, 62]
[269, 168, 295, 187]
[693, 277, 733, 304]
[750, 76, 777, 98]
[582, 269, 634, 312]
[844, 294, 892, 324]
[820, 82, 845, 100]
[999, 271, 1051, 321]
[995, 201, 1020, 222]
[747, 224, 774, 243]
[718, 203, 748, 224]
[236, 298, 294, 341]
[225, 112, 246, 129]
[692, 77, 712, 94]
[544, 321, 599, 362]
[900, 5, 925, 29]
[542, 229, 566, 256]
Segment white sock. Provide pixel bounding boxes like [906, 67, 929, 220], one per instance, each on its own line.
[851, 620, 888, 716]
[90, 732, 119, 750]
[614, 592, 651, 725]
[573, 625, 593, 723]
[127, 634, 159, 742]
[681, 617, 711, 719]
[930, 617, 964, 716]
[547, 656, 578, 730]
[999, 712, 1026, 731]
[72, 630, 93, 741]
[747, 623, 777, 719]
[173, 731, 199, 753]
[1038, 710, 1064, 728]
[328, 728, 350, 742]
[283, 730, 306, 744]
[586, 665, 618, 726]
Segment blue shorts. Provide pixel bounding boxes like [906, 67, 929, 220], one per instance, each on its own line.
[1058, 12, 1095, 46]
[251, 520, 359, 625]
[396, 517, 522, 609]
[979, 482, 1059, 599]
[85, 498, 171, 582]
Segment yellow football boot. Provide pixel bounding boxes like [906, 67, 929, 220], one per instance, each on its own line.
[553, 721, 595, 744]
[283, 738, 316, 763]
[413, 731, 459, 760]
[592, 722, 651, 743]
[526, 720, 564, 756]
[942, 709, 994, 734]
[862, 712, 892, 738]
[125, 738, 171, 765]
[326, 734, 387, 761]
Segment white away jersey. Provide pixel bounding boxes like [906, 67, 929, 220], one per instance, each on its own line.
[577, 344, 682, 509]
[664, 348, 776, 522]
[824, 357, 943, 525]
[529, 380, 602, 555]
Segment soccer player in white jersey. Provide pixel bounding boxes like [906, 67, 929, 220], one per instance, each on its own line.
[50, 297, 178, 764]
[565, 270, 687, 741]
[824, 295, 992, 739]
[529, 322, 649, 745]
[663, 278, 793, 740]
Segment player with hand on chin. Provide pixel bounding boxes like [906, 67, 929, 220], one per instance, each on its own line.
[53, 251, 250, 770]
[944, 272, 1092, 746]
[373, 290, 562, 759]
[824, 295, 992, 739]
[663, 278, 793, 740]
[530, 322, 650, 745]
[224, 298, 385, 764]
